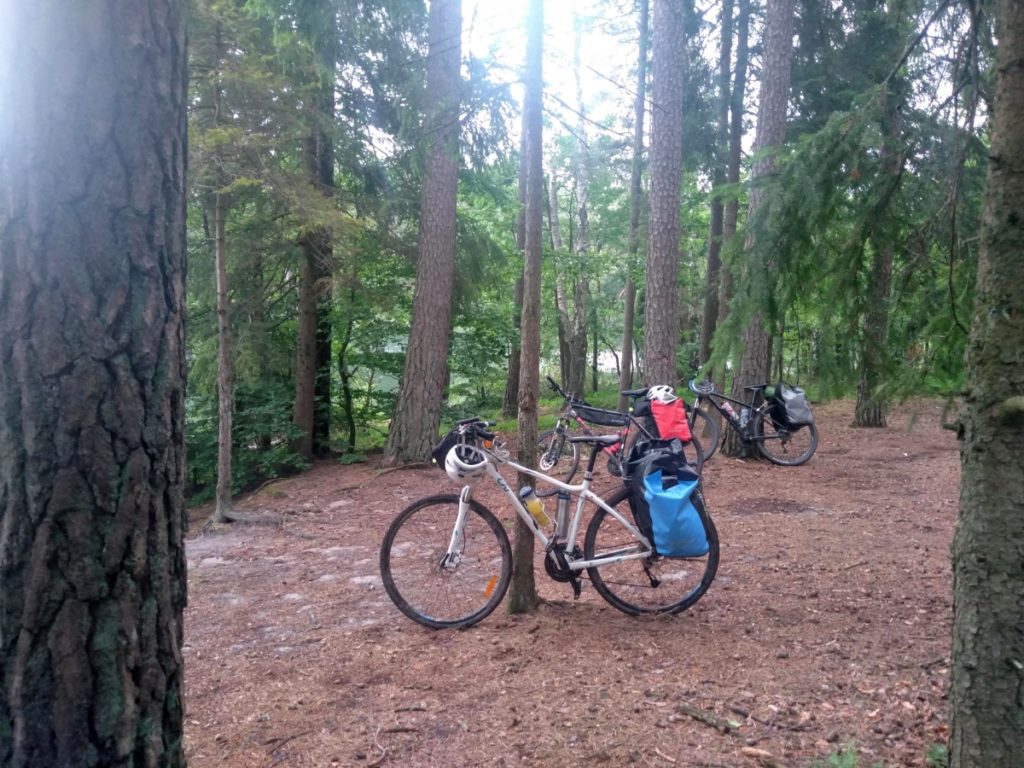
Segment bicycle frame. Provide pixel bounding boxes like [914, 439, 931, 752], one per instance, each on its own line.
[694, 390, 768, 442]
[446, 447, 653, 572]
[555, 407, 628, 456]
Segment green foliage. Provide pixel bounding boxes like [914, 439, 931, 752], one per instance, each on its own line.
[925, 743, 949, 768]
[805, 743, 881, 768]
[185, 381, 308, 502]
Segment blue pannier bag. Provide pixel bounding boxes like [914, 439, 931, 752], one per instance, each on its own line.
[642, 470, 709, 557]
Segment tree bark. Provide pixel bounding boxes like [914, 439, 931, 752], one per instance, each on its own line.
[644, 0, 686, 386]
[725, 0, 793, 457]
[384, 0, 462, 465]
[950, 2, 1024, 764]
[509, 0, 544, 614]
[0, 2, 188, 765]
[617, 0, 648, 412]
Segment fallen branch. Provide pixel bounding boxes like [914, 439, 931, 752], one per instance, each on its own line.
[741, 746, 789, 768]
[675, 702, 741, 732]
[264, 730, 313, 754]
[375, 462, 432, 477]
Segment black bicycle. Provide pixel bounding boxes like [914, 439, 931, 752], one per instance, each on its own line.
[536, 377, 704, 495]
[686, 379, 818, 466]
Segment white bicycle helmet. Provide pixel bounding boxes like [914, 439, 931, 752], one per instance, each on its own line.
[445, 444, 487, 481]
[647, 384, 678, 403]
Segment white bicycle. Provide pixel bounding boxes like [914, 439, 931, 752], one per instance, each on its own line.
[379, 418, 719, 629]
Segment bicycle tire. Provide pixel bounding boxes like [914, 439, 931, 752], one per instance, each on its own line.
[687, 405, 720, 462]
[380, 494, 512, 629]
[688, 434, 705, 475]
[536, 428, 581, 496]
[583, 486, 719, 615]
[751, 413, 818, 466]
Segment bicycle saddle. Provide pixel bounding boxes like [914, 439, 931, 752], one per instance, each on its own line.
[620, 387, 649, 398]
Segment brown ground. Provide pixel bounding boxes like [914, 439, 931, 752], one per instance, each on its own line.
[183, 398, 958, 768]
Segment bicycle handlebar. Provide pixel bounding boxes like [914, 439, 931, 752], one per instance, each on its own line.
[455, 417, 496, 442]
[688, 378, 716, 396]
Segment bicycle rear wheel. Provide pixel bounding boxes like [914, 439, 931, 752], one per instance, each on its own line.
[584, 486, 719, 615]
[752, 413, 818, 466]
[536, 428, 580, 496]
[687, 405, 720, 461]
[380, 494, 512, 629]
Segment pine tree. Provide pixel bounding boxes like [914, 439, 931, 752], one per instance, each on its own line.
[0, 2, 188, 762]
[950, 1, 1024, 762]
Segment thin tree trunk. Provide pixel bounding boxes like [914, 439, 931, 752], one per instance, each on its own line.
[0, 2, 188, 763]
[644, 0, 686, 386]
[591, 296, 599, 392]
[618, 0, 649, 411]
[717, 0, 750, 337]
[699, 0, 734, 369]
[549, 178, 572, 386]
[567, 24, 590, 397]
[854, 43, 908, 428]
[384, 0, 462, 465]
[502, 129, 528, 417]
[211, 22, 234, 524]
[725, 0, 793, 457]
[214, 191, 235, 523]
[292, 245, 318, 459]
[503, 274, 524, 416]
[950, 3, 1024, 764]
[509, 0, 544, 614]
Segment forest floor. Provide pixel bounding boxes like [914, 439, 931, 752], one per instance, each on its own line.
[183, 398, 959, 768]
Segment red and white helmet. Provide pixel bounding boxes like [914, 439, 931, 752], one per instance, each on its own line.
[647, 384, 678, 403]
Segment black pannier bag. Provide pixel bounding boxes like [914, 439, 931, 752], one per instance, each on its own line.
[770, 382, 814, 427]
[622, 439, 708, 557]
[573, 401, 631, 427]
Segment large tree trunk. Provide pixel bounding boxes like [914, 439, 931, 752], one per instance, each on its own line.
[618, 0, 650, 412]
[0, 2, 188, 765]
[384, 0, 462, 465]
[950, 2, 1024, 764]
[644, 0, 686, 386]
[699, 0, 734, 370]
[724, 0, 793, 457]
[509, 0, 544, 614]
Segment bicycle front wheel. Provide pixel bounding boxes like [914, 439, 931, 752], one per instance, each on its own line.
[380, 494, 512, 629]
[584, 486, 719, 615]
[688, 405, 720, 461]
[536, 428, 580, 496]
[752, 413, 818, 466]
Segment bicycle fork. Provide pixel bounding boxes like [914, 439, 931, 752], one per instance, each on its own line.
[440, 486, 474, 569]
